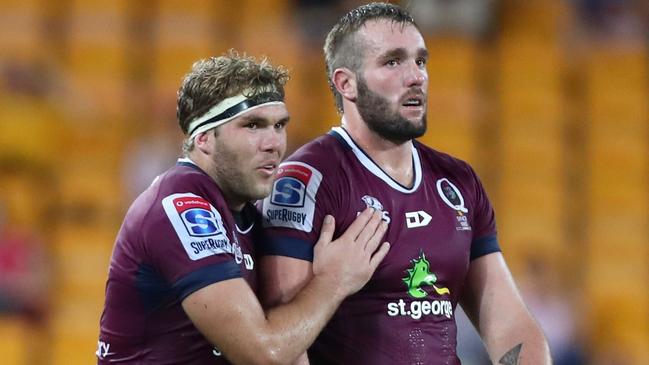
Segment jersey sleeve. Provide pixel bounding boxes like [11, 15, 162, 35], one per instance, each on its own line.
[258, 161, 335, 262]
[144, 192, 241, 300]
[466, 166, 501, 260]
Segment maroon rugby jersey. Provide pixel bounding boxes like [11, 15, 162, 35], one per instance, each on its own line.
[97, 158, 260, 364]
[261, 127, 500, 364]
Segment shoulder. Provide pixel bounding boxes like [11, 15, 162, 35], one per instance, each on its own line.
[414, 141, 476, 180]
[159, 164, 217, 193]
[126, 164, 230, 234]
[284, 133, 345, 170]
[274, 133, 345, 192]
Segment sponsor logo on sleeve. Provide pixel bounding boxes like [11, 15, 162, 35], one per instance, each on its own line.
[162, 193, 232, 260]
[262, 162, 323, 232]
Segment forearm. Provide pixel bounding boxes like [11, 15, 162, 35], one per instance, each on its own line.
[461, 253, 551, 365]
[194, 210, 387, 364]
[184, 277, 341, 365]
[259, 274, 344, 364]
[481, 309, 551, 365]
[259, 256, 314, 365]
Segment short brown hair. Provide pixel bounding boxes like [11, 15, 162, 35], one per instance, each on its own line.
[324, 3, 417, 113]
[176, 50, 289, 135]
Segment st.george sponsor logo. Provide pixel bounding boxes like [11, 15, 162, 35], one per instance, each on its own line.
[387, 298, 453, 319]
[387, 251, 453, 320]
[265, 208, 307, 225]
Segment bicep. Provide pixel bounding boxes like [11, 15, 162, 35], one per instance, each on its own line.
[460, 253, 528, 335]
[259, 255, 313, 307]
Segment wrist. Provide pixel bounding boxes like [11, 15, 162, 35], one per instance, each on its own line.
[308, 273, 347, 303]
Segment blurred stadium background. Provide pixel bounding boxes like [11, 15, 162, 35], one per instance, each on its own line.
[0, 0, 647, 364]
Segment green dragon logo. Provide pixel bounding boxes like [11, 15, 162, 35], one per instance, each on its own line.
[403, 252, 450, 299]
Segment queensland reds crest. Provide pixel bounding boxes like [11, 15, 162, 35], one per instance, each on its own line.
[271, 164, 312, 207]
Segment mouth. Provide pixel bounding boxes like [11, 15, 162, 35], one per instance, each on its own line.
[258, 162, 278, 175]
[402, 94, 425, 108]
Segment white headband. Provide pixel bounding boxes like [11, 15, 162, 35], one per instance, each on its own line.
[187, 90, 284, 140]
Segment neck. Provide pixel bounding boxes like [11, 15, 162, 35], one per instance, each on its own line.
[341, 115, 415, 188]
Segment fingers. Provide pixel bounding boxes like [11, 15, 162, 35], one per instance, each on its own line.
[369, 241, 391, 270]
[340, 207, 374, 240]
[364, 220, 388, 253]
[315, 215, 335, 247]
[354, 209, 383, 245]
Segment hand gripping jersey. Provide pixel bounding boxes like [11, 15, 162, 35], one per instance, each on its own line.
[97, 159, 261, 364]
[261, 127, 500, 364]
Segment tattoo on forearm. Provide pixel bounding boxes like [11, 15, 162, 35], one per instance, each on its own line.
[498, 343, 523, 365]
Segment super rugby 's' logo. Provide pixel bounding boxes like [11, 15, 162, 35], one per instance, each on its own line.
[403, 252, 450, 299]
[173, 196, 219, 237]
[271, 165, 312, 207]
[263, 162, 323, 232]
[162, 193, 231, 261]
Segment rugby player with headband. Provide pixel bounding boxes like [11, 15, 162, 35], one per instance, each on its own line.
[186, 89, 285, 141]
[97, 51, 390, 364]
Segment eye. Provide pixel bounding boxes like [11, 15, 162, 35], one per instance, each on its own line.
[416, 58, 427, 67]
[245, 122, 258, 130]
[385, 59, 399, 67]
[274, 120, 288, 130]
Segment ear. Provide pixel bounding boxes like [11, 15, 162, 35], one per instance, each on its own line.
[194, 132, 213, 155]
[332, 68, 357, 102]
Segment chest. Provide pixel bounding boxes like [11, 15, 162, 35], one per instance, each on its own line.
[230, 225, 258, 291]
[335, 175, 475, 298]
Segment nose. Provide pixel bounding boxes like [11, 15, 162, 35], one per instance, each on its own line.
[260, 126, 285, 154]
[405, 61, 427, 87]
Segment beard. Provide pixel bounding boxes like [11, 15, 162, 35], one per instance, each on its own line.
[211, 138, 272, 205]
[356, 76, 427, 144]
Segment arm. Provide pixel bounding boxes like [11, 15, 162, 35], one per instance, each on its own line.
[259, 256, 313, 365]
[460, 253, 552, 365]
[183, 209, 389, 365]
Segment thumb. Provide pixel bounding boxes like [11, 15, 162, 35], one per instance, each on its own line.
[315, 215, 335, 247]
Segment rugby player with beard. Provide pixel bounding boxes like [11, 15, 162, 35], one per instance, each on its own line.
[260, 3, 551, 365]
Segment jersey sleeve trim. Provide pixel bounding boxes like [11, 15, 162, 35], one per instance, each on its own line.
[470, 235, 501, 261]
[257, 236, 314, 262]
[173, 261, 241, 300]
